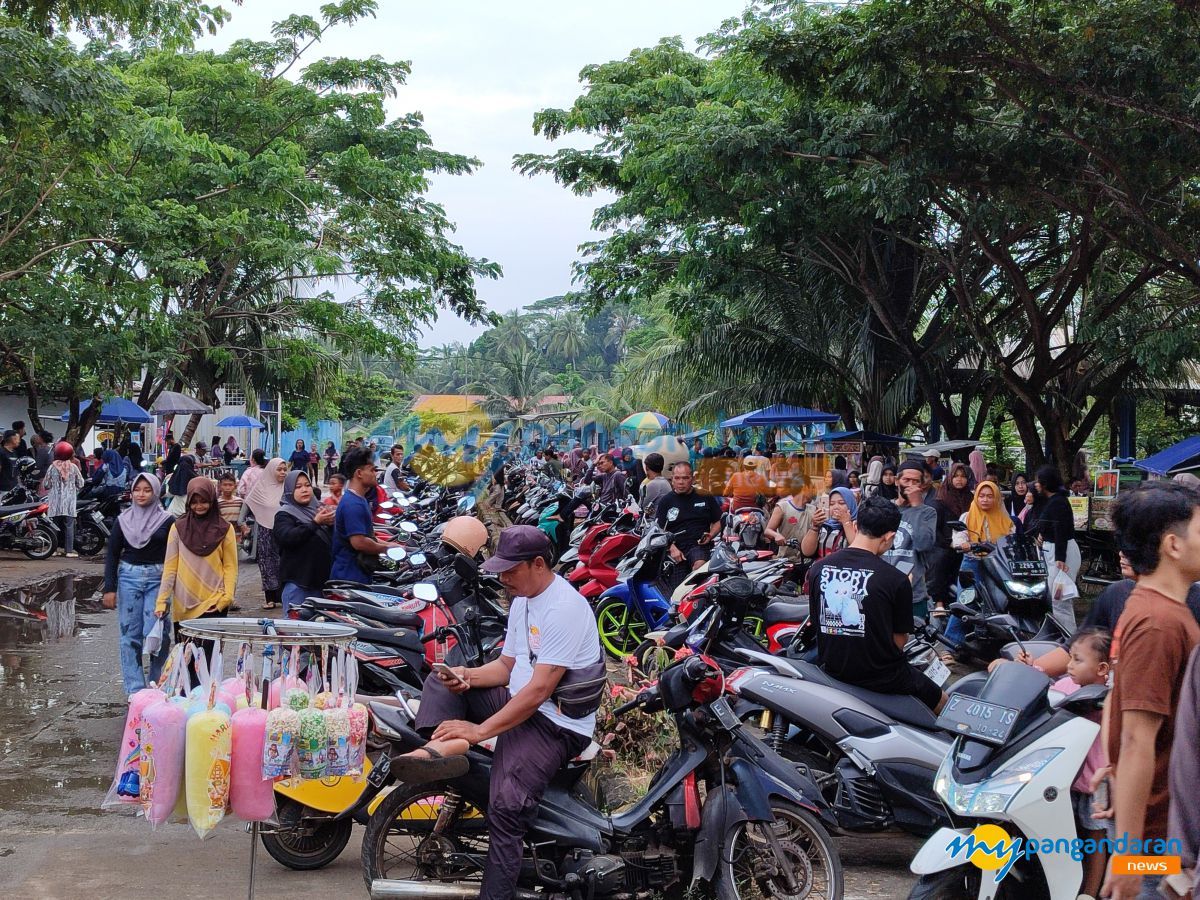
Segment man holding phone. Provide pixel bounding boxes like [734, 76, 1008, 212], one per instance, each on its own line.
[393, 525, 602, 900]
[655, 461, 722, 571]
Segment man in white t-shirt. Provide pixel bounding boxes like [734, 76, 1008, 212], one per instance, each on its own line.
[398, 525, 602, 900]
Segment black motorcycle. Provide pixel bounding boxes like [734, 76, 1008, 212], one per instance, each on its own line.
[361, 654, 844, 900]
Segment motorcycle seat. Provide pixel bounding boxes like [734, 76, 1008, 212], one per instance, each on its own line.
[789, 661, 939, 730]
[0, 502, 41, 515]
[352, 625, 426, 654]
[321, 600, 422, 629]
[763, 601, 809, 626]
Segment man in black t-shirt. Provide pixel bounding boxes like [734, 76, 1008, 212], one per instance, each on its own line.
[0, 429, 19, 491]
[655, 461, 722, 570]
[811, 495, 946, 712]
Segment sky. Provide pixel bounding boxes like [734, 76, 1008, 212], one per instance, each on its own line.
[199, 0, 747, 348]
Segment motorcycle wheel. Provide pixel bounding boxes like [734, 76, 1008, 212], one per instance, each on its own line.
[906, 866, 1048, 900]
[360, 782, 490, 890]
[74, 522, 106, 557]
[21, 523, 57, 560]
[594, 597, 648, 659]
[259, 797, 353, 871]
[716, 799, 843, 900]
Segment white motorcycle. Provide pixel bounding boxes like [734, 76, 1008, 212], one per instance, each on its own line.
[906, 662, 1107, 900]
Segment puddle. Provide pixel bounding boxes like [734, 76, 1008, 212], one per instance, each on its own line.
[0, 571, 104, 649]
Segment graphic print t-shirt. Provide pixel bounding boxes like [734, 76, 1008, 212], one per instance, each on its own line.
[812, 547, 914, 691]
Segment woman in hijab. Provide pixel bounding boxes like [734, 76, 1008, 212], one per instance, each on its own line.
[943, 480, 1015, 653]
[93, 447, 128, 496]
[1004, 471, 1030, 520]
[273, 470, 335, 614]
[800, 485, 858, 560]
[126, 442, 144, 478]
[862, 456, 885, 499]
[878, 465, 899, 501]
[165, 451, 197, 516]
[44, 441, 84, 557]
[323, 441, 338, 483]
[222, 435, 240, 465]
[154, 478, 238, 675]
[102, 473, 174, 695]
[237, 448, 267, 498]
[241, 457, 287, 609]
[968, 448, 987, 487]
[936, 463, 974, 520]
[829, 469, 850, 490]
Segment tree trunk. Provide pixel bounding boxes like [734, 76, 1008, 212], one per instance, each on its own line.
[179, 413, 204, 447]
[1010, 402, 1045, 473]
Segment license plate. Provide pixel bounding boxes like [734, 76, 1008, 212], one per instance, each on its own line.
[936, 693, 1020, 745]
[709, 696, 742, 731]
[925, 656, 951, 687]
[1010, 560, 1045, 576]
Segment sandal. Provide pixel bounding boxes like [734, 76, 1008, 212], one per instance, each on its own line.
[939, 652, 957, 665]
[261, 601, 280, 610]
[389, 746, 470, 783]
[930, 606, 949, 618]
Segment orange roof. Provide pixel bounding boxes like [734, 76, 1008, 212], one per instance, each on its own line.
[411, 394, 487, 414]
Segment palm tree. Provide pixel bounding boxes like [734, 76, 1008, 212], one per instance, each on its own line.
[470, 348, 560, 422]
[544, 312, 587, 361]
[604, 311, 642, 358]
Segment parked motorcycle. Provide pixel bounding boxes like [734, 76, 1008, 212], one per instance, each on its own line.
[0, 497, 57, 559]
[906, 663, 1107, 899]
[362, 653, 845, 900]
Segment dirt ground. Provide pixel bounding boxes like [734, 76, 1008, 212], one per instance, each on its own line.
[0, 550, 923, 899]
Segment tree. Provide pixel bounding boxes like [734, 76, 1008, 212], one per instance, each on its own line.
[2, 0, 233, 43]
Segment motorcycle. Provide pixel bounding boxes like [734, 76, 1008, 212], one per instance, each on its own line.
[906, 663, 1107, 900]
[593, 524, 678, 659]
[362, 653, 845, 900]
[0, 496, 57, 559]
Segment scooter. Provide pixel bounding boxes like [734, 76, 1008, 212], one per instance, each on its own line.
[906, 663, 1107, 900]
[593, 524, 678, 658]
[362, 654, 845, 900]
[0, 497, 57, 559]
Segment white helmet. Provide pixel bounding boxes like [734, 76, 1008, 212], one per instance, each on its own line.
[442, 515, 489, 557]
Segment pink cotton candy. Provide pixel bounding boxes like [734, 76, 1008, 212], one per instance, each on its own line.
[267, 675, 299, 711]
[140, 698, 187, 825]
[105, 687, 164, 807]
[230, 707, 275, 822]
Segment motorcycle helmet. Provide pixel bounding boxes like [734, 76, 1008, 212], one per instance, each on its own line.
[52, 441, 74, 461]
[441, 515, 489, 557]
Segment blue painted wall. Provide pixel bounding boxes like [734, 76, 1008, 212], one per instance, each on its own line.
[281, 420, 343, 455]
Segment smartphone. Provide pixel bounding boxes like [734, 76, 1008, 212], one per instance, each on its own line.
[433, 662, 468, 688]
[817, 493, 829, 514]
[1093, 777, 1110, 816]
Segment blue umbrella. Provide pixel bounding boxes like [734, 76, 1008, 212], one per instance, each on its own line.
[58, 398, 153, 424]
[216, 414, 266, 429]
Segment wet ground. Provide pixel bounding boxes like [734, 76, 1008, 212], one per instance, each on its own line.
[0, 553, 924, 899]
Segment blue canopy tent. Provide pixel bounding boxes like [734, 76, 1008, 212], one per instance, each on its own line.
[1134, 435, 1200, 476]
[719, 404, 840, 428]
[58, 398, 153, 424]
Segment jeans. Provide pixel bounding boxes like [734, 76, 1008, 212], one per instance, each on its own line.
[1136, 875, 1163, 900]
[117, 561, 168, 695]
[944, 555, 977, 646]
[53, 515, 75, 553]
[281, 582, 320, 615]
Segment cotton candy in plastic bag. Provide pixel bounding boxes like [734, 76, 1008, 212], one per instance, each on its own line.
[185, 643, 232, 838]
[101, 679, 165, 810]
[323, 655, 351, 776]
[140, 644, 190, 827]
[344, 656, 368, 779]
[261, 646, 299, 778]
[230, 647, 275, 822]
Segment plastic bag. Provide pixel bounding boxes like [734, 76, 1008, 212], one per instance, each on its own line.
[267, 645, 301, 710]
[102, 677, 166, 810]
[344, 656, 368, 779]
[323, 655, 350, 776]
[230, 647, 275, 822]
[140, 644, 191, 827]
[145, 617, 166, 657]
[185, 642, 232, 838]
[295, 668, 327, 780]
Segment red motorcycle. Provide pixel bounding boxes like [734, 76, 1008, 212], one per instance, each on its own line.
[0, 498, 57, 559]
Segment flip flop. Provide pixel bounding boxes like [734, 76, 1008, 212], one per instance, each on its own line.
[390, 747, 470, 784]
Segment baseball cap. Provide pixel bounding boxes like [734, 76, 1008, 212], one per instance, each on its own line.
[923, 450, 939, 459]
[481, 525, 553, 573]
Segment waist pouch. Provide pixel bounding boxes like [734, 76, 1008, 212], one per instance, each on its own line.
[551, 658, 608, 719]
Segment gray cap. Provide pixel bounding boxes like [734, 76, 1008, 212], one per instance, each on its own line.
[481, 525, 552, 573]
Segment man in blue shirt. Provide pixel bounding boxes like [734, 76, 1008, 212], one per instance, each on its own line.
[331, 446, 400, 583]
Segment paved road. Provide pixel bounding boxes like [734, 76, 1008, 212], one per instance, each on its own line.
[0, 554, 923, 899]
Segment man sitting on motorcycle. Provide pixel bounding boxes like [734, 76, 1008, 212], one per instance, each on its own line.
[810, 495, 947, 712]
[656, 460, 722, 571]
[393, 525, 603, 900]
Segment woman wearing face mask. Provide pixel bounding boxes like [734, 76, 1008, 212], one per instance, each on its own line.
[103, 473, 175, 695]
[154, 478, 237, 679]
[273, 470, 334, 614]
[800, 486, 858, 560]
[240, 457, 288, 609]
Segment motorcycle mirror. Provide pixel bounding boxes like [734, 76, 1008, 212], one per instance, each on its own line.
[400, 521, 419, 533]
[378, 513, 395, 522]
[386, 546, 407, 561]
[457, 494, 477, 512]
[409, 552, 428, 566]
[453, 553, 480, 581]
[412, 582, 438, 602]
[379, 500, 396, 510]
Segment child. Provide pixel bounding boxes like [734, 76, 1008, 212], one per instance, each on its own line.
[322, 473, 345, 507]
[217, 473, 244, 525]
[1051, 627, 1112, 899]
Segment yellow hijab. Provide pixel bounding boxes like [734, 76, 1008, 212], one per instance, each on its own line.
[965, 481, 1013, 542]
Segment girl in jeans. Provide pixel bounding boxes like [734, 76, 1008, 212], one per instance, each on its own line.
[102, 473, 174, 696]
[44, 441, 84, 557]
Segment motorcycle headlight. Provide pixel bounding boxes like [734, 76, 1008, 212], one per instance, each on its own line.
[1003, 579, 1043, 597]
[935, 748, 1063, 815]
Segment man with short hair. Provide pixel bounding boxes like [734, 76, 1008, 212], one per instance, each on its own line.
[811, 494, 946, 712]
[397, 525, 602, 900]
[923, 451, 944, 483]
[881, 460, 938, 618]
[1099, 482, 1200, 900]
[11, 420, 29, 458]
[655, 461, 722, 571]
[0, 429, 19, 490]
[639, 452, 671, 515]
[330, 447, 401, 583]
[162, 431, 180, 477]
[584, 450, 628, 504]
[383, 444, 407, 491]
[31, 430, 51, 475]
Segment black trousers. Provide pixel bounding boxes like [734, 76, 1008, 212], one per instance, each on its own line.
[415, 676, 591, 900]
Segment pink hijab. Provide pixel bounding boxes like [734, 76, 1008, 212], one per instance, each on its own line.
[969, 449, 987, 485]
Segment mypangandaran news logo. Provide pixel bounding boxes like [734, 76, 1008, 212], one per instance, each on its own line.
[946, 824, 1182, 882]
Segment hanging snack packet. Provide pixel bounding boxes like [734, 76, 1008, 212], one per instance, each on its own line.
[230, 648, 275, 822]
[267, 646, 301, 710]
[102, 676, 166, 810]
[323, 656, 350, 776]
[295, 669, 327, 780]
[141, 644, 191, 827]
[344, 657, 368, 778]
[185, 643, 232, 838]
